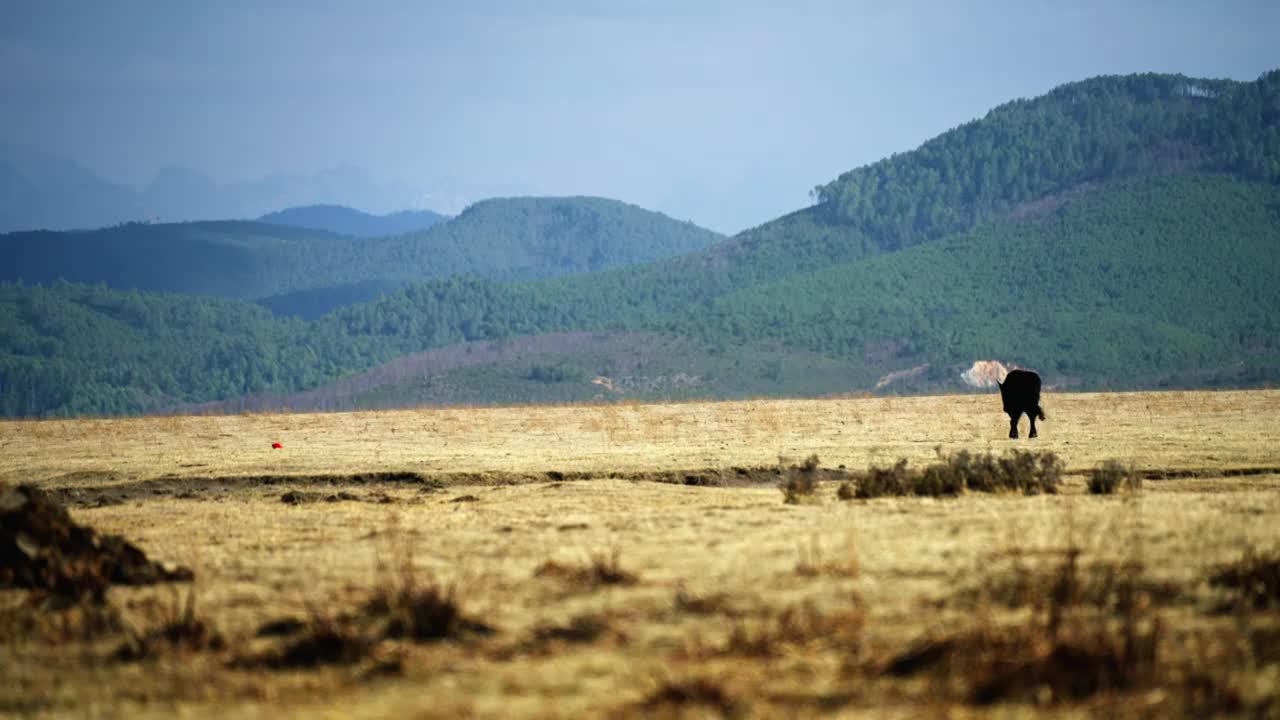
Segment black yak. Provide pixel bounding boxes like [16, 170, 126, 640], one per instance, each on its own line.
[998, 369, 1045, 439]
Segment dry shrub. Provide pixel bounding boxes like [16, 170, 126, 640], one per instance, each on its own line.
[532, 614, 612, 644]
[636, 678, 741, 718]
[854, 450, 1063, 499]
[836, 481, 856, 501]
[535, 549, 638, 589]
[249, 527, 495, 670]
[114, 587, 225, 661]
[1209, 547, 1280, 610]
[722, 601, 863, 658]
[779, 454, 821, 504]
[965, 553, 1181, 613]
[365, 578, 494, 642]
[365, 518, 494, 641]
[0, 591, 125, 644]
[854, 459, 913, 499]
[887, 543, 1250, 711]
[258, 614, 376, 669]
[1088, 461, 1142, 495]
[887, 618, 1161, 705]
[887, 546, 1162, 704]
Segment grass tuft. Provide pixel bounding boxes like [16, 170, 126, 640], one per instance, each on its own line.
[779, 454, 822, 504]
[114, 587, 224, 661]
[1209, 547, 1280, 610]
[0, 591, 125, 644]
[535, 549, 639, 589]
[722, 601, 863, 658]
[1088, 460, 1142, 495]
[637, 678, 741, 717]
[260, 615, 376, 669]
[887, 544, 1162, 704]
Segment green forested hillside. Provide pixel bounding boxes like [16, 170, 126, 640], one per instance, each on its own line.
[0, 196, 723, 318]
[718, 70, 1279, 281]
[1, 71, 1277, 416]
[257, 204, 448, 238]
[690, 173, 1280, 386]
[4, 172, 1276, 415]
[2, 222, 350, 300]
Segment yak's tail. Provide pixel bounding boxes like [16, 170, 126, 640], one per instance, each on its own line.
[1037, 406, 1046, 421]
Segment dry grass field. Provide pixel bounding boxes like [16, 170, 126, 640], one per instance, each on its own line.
[2, 390, 1280, 718]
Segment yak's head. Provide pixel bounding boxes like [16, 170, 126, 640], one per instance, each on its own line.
[961, 360, 1009, 389]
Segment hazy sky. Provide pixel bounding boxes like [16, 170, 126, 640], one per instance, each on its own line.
[2, 1, 1277, 233]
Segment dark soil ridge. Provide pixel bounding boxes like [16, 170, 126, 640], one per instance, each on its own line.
[38, 465, 1280, 509]
[0, 482, 193, 598]
[45, 466, 841, 507]
[1135, 466, 1280, 480]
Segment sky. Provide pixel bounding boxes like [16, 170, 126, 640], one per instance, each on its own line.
[1, 1, 1277, 233]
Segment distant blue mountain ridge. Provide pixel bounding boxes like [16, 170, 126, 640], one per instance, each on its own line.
[0, 144, 433, 232]
[257, 204, 448, 237]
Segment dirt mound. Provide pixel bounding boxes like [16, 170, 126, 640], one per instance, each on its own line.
[0, 482, 193, 600]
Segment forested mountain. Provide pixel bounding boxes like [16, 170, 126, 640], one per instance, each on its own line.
[258, 204, 448, 237]
[1, 70, 1277, 416]
[1, 221, 349, 299]
[0, 197, 723, 317]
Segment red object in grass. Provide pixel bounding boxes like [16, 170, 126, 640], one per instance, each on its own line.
[271, 442, 283, 449]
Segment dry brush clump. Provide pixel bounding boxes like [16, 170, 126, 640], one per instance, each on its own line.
[633, 677, 742, 718]
[250, 612, 379, 670]
[114, 587, 225, 661]
[717, 599, 865, 659]
[846, 449, 1064, 499]
[0, 590, 126, 644]
[247, 532, 495, 669]
[778, 454, 822, 504]
[534, 548, 639, 590]
[886, 546, 1164, 705]
[1088, 460, 1142, 495]
[885, 543, 1249, 712]
[365, 575, 495, 642]
[1209, 547, 1280, 610]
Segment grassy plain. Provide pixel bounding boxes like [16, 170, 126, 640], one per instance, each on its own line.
[2, 390, 1279, 718]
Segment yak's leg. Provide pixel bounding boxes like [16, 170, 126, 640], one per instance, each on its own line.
[1028, 411, 1038, 439]
[1008, 413, 1020, 439]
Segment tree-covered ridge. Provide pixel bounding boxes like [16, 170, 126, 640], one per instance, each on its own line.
[1, 221, 350, 300]
[0, 196, 723, 315]
[258, 204, 448, 238]
[610, 71, 1279, 305]
[375, 196, 722, 283]
[693, 173, 1280, 385]
[808, 71, 1278, 252]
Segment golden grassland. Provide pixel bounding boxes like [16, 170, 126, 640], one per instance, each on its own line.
[2, 389, 1280, 718]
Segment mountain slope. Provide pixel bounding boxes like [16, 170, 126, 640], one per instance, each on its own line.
[0, 196, 724, 317]
[0, 221, 350, 299]
[246, 171, 1280, 409]
[258, 204, 448, 237]
[691, 172, 1280, 388]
